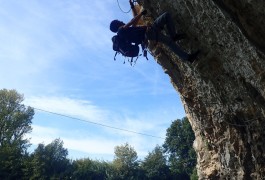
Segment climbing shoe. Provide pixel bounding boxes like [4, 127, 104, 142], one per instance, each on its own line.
[173, 33, 187, 41]
[188, 50, 200, 63]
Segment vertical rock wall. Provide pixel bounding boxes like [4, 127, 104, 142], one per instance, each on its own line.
[141, 0, 265, 179]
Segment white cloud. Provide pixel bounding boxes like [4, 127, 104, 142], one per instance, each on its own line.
[28, 123, 162, 160]
[0, 0, 176, 98]
[28, 124, 120, 155]
[0, 0, 185, 161]
[25, 96, 172, 137]
[25, 96, 169, 160]
[25, 96, 109, 123]
[0, 0, 116, 90]
[28, 125, 59, 145]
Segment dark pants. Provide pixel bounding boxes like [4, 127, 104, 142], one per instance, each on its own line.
[145, 12, 189, 60]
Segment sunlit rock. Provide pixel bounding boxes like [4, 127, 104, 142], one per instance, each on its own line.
[140, 0, 265, 179]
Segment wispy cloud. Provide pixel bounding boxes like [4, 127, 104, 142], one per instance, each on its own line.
[0, 0, 115, 91]
[28, 125, 122, 156]
[25, 96, 109, 123]
[0, 0, 176, 97]
[25, 96, 170, 136]
[1, 1, 185, 161]
[25, 96, 172, 159]
[28, 124, 164, 160]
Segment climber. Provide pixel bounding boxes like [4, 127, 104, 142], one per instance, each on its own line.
[129, 0, 145, 26]
[110, 1, 200, 63]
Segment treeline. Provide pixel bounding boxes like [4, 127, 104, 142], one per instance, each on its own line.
[0, 89, 198, 180]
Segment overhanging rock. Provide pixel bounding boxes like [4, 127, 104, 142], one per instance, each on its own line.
[140, 0, 265, 179]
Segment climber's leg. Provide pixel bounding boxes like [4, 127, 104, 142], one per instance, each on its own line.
[146, 29, 189, 60]
[158, 33, 190, 60]
[153, 12, 176, 39]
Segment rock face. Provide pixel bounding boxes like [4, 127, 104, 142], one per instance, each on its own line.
[140, 0, 265, 179]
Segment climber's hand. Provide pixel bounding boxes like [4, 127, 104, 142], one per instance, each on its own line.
[129, 0, 134, 9]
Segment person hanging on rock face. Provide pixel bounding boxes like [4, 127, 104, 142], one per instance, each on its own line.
[130, 0, 145, 26]
[110, 0, 200, 63]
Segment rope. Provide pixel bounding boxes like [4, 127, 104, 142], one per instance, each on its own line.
[32, 107, 165, 140]
[117, 0, 131, 13]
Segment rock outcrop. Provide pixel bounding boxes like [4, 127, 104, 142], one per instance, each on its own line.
[140, 0, 265, 179]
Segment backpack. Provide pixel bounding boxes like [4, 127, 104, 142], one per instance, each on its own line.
[112, 34, 148, 66]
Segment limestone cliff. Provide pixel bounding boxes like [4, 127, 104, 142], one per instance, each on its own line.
[139, 0, 265, 179]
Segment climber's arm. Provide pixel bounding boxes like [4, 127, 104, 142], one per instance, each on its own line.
[123, 9, 147, 28]
[129, 0, 138, 18]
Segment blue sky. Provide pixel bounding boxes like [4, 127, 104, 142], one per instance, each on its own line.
[0, 0, 185, 160]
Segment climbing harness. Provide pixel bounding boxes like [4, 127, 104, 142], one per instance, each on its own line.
[116, 0, 138, 13]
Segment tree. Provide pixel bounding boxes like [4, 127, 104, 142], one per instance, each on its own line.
[163, 117, 197, 179]
[112, 143, 139, 179]
[141, 145, 171, 180]
[0, 89, 34, 179]
[72, 158, 111, 179]
[31, 139, 71, 179]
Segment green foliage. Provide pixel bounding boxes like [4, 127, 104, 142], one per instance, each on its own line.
[141, 145, 171, 180]
[0, 89, 198, 179]
[30, 139, 71, 179]
[163, 117, 197, 179]
[0, 89, 34, 179]
[190, 167, 199, 180]
[112, 142, 140, 179]
[21, 153, 34, 180]
[72, 158, 111, 179]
